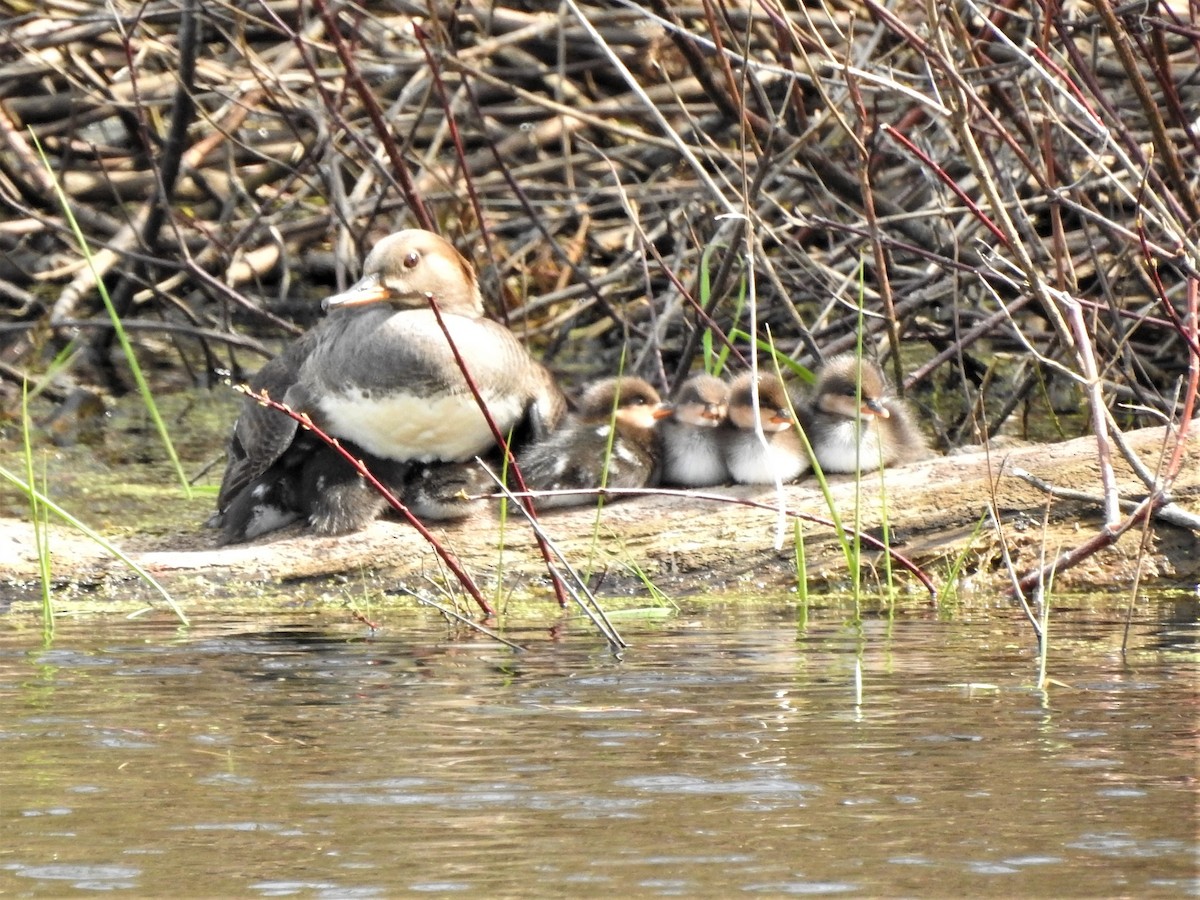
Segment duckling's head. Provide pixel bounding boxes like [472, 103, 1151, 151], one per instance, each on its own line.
[727, 372, 795, 433]
[577, 377, 672, 431]
[323, 230, 484, 315]
[672, 374, 729, 428]
[814, 355, 891, 421]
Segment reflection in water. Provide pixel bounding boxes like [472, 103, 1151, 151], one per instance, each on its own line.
[0, 602, 1196, 896]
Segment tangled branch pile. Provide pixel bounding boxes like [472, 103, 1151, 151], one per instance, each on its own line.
[1, 0, 1196, 453]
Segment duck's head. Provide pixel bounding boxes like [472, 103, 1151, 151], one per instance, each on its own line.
[672, 374, 729, 428]
[728, 372, 795, 433]
[814, 355, 891, 421]
[578, 377, 673, 431]
[322, 230, 484, 315]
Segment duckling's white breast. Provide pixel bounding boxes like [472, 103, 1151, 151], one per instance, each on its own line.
[810, 420, 883, 473]
[726, 432, 808, 484]
[662, 425, 727, 486]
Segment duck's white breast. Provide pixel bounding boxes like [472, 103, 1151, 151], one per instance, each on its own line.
[318, 390, 524, 462]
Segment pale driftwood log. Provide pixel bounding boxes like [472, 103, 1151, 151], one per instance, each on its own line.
[2, 423, 1196, 600]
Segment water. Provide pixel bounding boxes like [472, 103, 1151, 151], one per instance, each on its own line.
[1, 598, 1196, 897]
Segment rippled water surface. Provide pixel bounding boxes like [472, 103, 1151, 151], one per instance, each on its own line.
[1, 597, 1196, 897]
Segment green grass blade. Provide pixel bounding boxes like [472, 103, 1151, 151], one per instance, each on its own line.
[21, 384, 54, 641]
[31, 131, 192, 499]
[0, 464, 189, 626]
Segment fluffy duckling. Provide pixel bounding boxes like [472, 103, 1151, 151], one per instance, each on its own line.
[659, 373, 730, 487]
[800, 354, 928, 473]
[519, 376, 672, 508]
[723, 372, 810, 484]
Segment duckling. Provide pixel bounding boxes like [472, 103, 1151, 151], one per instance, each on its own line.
[800, 354, 928, 473]
[519, 376, 672, 508]
[659, 373, 730, 487]
[723, 372, 810, 484]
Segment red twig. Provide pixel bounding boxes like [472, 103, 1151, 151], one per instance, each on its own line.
[312, 0, 434, 232]
[411, 24, 504, 323]
[424, 295, 572, 608]
[235, 385, 495, 617]
[499, 485, 939, 600]
[1015, 492, 1168, 596]
[881, 124, 1009, 247]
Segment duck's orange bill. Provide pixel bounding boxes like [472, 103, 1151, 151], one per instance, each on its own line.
[323, 277, 390, 310]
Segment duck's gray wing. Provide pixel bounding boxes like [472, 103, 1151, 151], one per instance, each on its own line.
[214, 341, 312, 516]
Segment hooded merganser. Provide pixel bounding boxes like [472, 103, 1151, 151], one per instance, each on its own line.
[723, 372, 810, 485]
[213, 229, 567, 542]
[519, 376, 672, 508]
[800, 354, 928, 473]
[659, 373, 730, 487]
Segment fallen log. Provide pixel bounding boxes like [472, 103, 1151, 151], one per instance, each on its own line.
[2, 423, 1196, 602]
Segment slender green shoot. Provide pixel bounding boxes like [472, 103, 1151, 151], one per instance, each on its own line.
[793, 519, 809, 631]
[763, 351, 856, 577]
[492, 429, 516, 611]
[615, 547, 675, 609]
[876, 461, 895, 603]
[937, 511, 989, 608]
[585, 348, 628, 576]
[728, 329, 812, 381]
[699, 239, 749, 377]
[849, 286, 868, 613]
[22, 384, 54, 642]
[0, 464, 188, 625]
[32, 131, 192, 499]
[22, 341, 84, 405]
[700, 240, 718, 374]
[1037, 586, 1051, 690]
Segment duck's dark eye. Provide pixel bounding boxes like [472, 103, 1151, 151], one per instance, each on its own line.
[628, 396, 647, 406]
[403, 250, 420, 269]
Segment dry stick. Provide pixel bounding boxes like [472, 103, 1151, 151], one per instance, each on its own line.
[235, 385, 495, 617]
[48, 68, 264, 325]
[1090, 0, 1197, 222]
[1131, 227, 1198, 478]
[478, 467, 626, 651]
[911, 4, 1159, 596]
[424, 294, 571, 610]
[311, 0, 433, 233]
[1058, 293, 1121, 527]
[586, 147, 747, 383]
[904, 295, 1033, 390]
[880, 125, 1009, 249]
[846, 75, 903, 387]
[1014, 491, 1170, 597]
[932, 10, 1127, 534]
[394, 588, 527, 652]
[565, 0, 736, 215]
[52, 318, 273, 356]
[1136, 223, 1200, 360]
[411, 25, 501, 305]
[1039, 8, 1189, 245]
[453, 77, 633, 336]
[987, 502, 1042, 639]
[501, 486, 938, 600]
[1010, 465, 1200, 533]
[1143, 15, 1200, 160]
